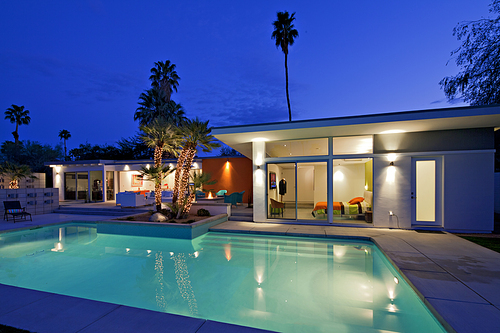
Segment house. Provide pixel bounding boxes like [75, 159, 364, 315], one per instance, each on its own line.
[45, 157, 252, 203]
[212, 105, 500, 233]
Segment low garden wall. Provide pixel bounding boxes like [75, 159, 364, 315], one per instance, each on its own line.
[0, 188, 59, 215]
[97, 213, 228, 239]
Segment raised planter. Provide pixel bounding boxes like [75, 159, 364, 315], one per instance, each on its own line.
[98, 213, 228, 239]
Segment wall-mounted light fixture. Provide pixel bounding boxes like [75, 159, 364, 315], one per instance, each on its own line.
[389, 161, 394, 166]
[256, 165, 261, 169]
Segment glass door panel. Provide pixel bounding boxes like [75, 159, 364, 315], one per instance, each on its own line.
[90, 171, 103, 202]
[298, 162, 327, 221]
[267, 163, 296, 219]
[77, 172, 88, 200]
[332, 158, 373, 222]
[64, 172, 76, 200]
[106, 171, 114, 200]
[416, 160, 435, 222]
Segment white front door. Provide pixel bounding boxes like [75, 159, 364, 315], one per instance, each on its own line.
[411, 157, 442, 227]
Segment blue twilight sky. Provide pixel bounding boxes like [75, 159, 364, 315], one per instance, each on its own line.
[0, 0, 494, 151]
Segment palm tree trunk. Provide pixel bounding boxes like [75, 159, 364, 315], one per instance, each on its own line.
[13, 122, 19, 145]
[173, 148, 188, 204]
[64, 140, 67, 159]
[154, 144, 163, 212]
[177, 147, 196, 219]
[285, 52, 292, 121]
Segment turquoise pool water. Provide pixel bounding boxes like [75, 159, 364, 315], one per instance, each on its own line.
[0, 224, 445, 332]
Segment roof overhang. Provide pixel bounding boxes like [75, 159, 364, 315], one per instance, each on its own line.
[213, 105, 500, 157]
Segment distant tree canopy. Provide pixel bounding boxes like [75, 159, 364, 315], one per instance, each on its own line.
[0, 140, 63, 173]
[218, 146, 243, 157]
[69, 143, 123, 161]
[440, 0, 500, 105]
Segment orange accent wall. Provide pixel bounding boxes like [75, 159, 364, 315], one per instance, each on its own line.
[202, 157, 253, 203]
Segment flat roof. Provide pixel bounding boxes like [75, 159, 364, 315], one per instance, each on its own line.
[212, 105, 500, 157]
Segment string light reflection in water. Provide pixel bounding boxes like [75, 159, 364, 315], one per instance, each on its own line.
[0, 224, 446, 333]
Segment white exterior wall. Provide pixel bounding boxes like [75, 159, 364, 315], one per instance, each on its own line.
[373, 155, 412, 228]
[373, 151, 495, 232]
[253, 141, 266, 222]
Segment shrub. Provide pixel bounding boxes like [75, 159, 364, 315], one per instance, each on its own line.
[197, 208, 210, 216]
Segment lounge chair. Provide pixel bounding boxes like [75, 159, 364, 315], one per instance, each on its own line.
[270, 198, 284, 217]
[3, 201, 32, 223]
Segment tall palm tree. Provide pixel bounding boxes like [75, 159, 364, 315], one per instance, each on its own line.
[134, 88, 186, 126]
[149, 60, 180, 103]
[58, 129, 71, 160]
[173, 118, 220, 218]
[140, 119, 182, 211]
[0, 161, 36, 189]
[4, 104, 31, 145]
[272, 11, 299, 121]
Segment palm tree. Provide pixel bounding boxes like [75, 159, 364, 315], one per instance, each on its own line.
[272, 11, 299, 121]
[4, 104, 31, 145]
[58, 129, 71, 160]
[138, 164, 173, 212]
[149, 60, 180, 103]
[0, 161, 36, 189]
[173, 118, 220, 218]
[134, 88, 186, 126]
[188, 172, 217, 203]
[140, 119, 182, 211]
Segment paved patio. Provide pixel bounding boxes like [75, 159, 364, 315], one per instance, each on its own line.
[0, 210, 499, 332]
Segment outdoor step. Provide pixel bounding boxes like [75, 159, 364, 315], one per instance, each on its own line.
[228, 215, 253, 222]
[231, 211, 253, 217]
[53, 207, 147, 216]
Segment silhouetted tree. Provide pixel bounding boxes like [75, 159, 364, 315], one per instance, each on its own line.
[69, 143, 122, 161]
[440, 0, 500, 105]
[4, 104, 31, 145]
[272, 11, 299, 121]
[149, 60, 180, 103]
[58, 129, 71, 160]
[116, 134, 154, 160]
[218, 146, 243, 157]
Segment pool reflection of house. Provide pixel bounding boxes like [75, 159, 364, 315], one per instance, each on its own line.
[212, 105, 500, 233]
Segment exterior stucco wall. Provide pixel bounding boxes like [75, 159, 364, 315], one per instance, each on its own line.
[373, 155, 412, 228]
[253, 141, 267, 222]
[442, 152, 494, 232]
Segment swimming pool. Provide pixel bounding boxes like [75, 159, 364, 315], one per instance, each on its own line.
[0, 224, 446, 332]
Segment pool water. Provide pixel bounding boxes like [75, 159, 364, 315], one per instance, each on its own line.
[0, 224, 446, 332]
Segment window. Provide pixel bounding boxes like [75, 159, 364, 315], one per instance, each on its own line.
[332, 136, 373, 155]
[266, 138, 328, 157]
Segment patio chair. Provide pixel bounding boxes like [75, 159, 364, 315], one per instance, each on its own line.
[215, 189, 227, 197]
[223, 192, 239, 207]
[270, 198, 284, 218]
[3, 201, 32, 223]
[236, 191, 245, 204]
[196, 190, 205, 199]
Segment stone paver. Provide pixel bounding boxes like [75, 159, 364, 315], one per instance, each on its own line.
[79, 306, 205, 333]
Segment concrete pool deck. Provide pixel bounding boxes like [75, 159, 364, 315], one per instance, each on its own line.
[0, 213, 499, 332]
